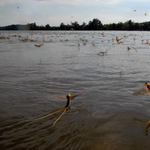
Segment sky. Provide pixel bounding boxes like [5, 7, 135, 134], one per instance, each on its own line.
[0, 0, 150, 26]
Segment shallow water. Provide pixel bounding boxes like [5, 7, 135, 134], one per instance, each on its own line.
[1, 31, 150, 149]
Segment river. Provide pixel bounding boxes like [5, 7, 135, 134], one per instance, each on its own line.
[1, 30, 150, 150]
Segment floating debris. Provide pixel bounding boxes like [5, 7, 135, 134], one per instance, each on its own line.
[30, 39, 36, 42]
[127, 46, 130, 50]
[11, 35, 17, 37]
[99, 52, 107, 56]
[92, 43, 95, 46]
[116, 36, 124, 44]
[0, 36, 9, 39]
[34, 44, 44, 47]
[101, 32, 104, 37]
[83, 39, 88, 42]
[146, 40, 150, 45]
[19, 38, 28, 42]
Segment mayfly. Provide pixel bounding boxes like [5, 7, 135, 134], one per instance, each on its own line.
[27, 93, 85, 126]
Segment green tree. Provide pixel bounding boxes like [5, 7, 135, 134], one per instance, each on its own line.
[87, 18, 103, 30]
[71, 21, 80, 30]
[81, 22, 87, 30]
[45, 24, 51, 30]
[28, 22, 37, 30]
[60, 22, 66, 30]
[116, 22, 124, 30]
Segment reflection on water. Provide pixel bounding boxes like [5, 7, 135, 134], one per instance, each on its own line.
[1, 31, 150, 149]
[133, 118, 150, 136]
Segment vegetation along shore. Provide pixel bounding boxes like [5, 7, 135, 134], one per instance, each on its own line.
[1, 18, 150, 31]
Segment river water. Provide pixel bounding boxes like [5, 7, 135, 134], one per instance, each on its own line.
[1, 30, 150, 150]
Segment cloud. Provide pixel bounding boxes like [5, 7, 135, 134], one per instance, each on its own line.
[0, 0, 20, 6]
[34, 0, 122, 5]
[1, 0, 147, 7]
[130, 0, 148, 1]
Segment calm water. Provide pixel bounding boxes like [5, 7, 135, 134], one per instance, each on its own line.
[1, 30, 150, 149]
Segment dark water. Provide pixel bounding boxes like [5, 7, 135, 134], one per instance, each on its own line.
[1, 31, 150, 150]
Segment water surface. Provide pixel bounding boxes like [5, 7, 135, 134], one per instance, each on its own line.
[1, 31, 150, 150]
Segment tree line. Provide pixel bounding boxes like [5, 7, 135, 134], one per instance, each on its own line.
[1, 19, 150, 31]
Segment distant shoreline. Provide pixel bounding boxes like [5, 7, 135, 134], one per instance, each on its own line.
[0, 19, 150, 31]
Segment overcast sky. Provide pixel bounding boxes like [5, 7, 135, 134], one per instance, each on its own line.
[0, 0, 149, 26]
